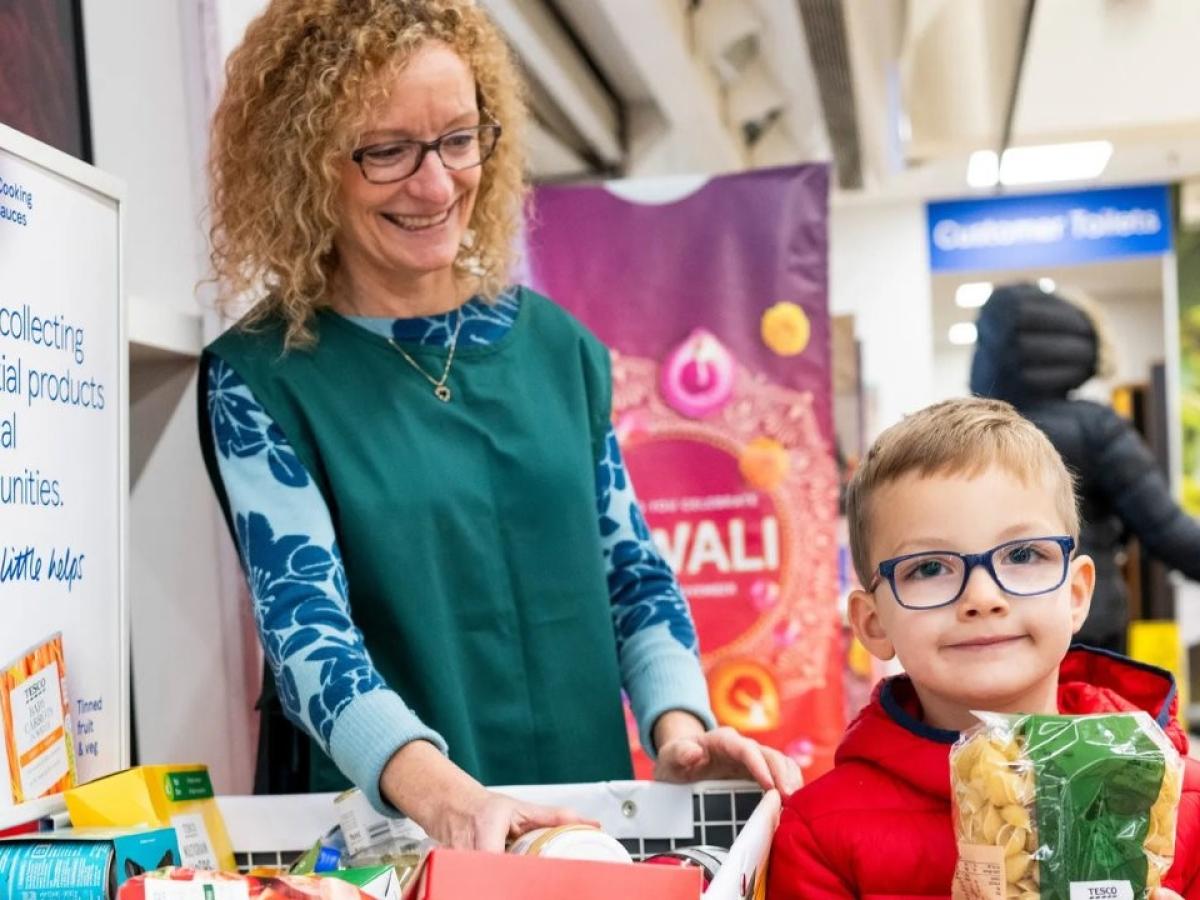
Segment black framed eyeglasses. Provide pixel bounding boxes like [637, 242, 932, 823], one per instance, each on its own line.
[350, 122, 502, 184]
[866, 535, 1076, 610]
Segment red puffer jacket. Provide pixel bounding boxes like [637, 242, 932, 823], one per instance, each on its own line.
[768, 648, 1200, 899]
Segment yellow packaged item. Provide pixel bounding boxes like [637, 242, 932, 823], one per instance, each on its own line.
[64, 764, 234, 870]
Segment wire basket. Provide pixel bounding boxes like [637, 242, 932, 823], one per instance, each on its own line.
[218, 780, 766, 871]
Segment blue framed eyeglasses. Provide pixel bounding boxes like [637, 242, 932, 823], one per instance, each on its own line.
[866, 535, 1076, 610]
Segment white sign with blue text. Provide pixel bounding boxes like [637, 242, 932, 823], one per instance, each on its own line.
[0, 123, 127, 811]
[927, 184, 1173, 273]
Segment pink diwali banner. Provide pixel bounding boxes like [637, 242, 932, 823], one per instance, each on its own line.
[527, 165, 843, 778]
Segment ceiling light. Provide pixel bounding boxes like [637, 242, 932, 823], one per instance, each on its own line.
[948, 322, 978, 346]
[955, 282, 993, 309]
[1038, 277, 1056, 293]
[967, 150, 1000, 188]
[1000, 141, 1112, 186]
[966, 141, 1113, 188]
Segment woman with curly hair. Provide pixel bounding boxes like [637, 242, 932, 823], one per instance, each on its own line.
[199, 0, 799, 850]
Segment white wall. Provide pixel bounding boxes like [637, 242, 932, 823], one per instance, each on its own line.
[930, 343, 974, 404]
[213, 0, 266, 62]
[82, 0, 256, 792]
[1080, 290, 1168, 400]
[829, 200, 935, 439]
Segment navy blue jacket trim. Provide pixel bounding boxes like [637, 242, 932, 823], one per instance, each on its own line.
[879, 677, 961, 745]
[879, 646, 1178, 740]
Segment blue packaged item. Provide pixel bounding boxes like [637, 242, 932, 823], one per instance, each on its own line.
[0, 826, 180, 900]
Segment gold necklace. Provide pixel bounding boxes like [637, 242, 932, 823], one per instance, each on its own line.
[388, 312, 464, 403]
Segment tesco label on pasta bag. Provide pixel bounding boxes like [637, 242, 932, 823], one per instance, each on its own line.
[1069, 882, 1133, 900]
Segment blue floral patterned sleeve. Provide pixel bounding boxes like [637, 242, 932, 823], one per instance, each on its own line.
[596, 428, 716, 755]
[206, 356, 446, 814]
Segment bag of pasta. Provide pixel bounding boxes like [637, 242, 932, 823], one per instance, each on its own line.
[950, 711, 1182, 900]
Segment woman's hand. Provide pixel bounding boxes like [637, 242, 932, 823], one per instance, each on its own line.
[380, 740, 596, 852]
[651, 711, 803, 797]
[421, 787, 595, 853]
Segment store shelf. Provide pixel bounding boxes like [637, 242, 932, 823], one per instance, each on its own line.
[129, 295, 203, 363]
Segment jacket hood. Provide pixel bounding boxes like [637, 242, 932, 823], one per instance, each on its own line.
[835, 647, 1185, 803]
[969, 283, 1098, 404]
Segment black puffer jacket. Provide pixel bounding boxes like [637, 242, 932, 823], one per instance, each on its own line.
[970, 283, 1200, 650]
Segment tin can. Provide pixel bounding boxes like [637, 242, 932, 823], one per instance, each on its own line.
[642, 845, 729, 886]
[507, 826, 632, 864]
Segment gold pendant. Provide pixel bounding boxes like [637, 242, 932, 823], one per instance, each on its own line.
[434, 384, 452, 402]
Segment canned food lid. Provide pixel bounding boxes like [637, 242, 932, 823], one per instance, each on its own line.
[681, 849, 724, 864]
[677, 845, 729, 865]
[509, 826, 632, 864]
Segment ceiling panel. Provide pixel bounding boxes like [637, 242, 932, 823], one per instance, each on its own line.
[1014, 0, 1200, 141]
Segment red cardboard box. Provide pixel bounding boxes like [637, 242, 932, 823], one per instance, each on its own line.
[404, 848, 702, 900]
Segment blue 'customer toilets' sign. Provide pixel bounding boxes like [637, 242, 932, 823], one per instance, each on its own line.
[927, 184, 1172, 272]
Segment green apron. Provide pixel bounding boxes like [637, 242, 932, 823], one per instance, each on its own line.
[200, 288, 634, 792]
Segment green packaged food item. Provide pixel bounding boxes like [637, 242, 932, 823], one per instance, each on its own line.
[950, 712, 1183, 899]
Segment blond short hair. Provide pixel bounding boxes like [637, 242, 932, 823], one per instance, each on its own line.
[845, 397, 1079, 586]
[208, 0, 528, 348]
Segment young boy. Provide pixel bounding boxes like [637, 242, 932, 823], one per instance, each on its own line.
[768, 397, 1200, 899]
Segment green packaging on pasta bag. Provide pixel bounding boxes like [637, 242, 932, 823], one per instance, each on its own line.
[949, 711, 1183, 900]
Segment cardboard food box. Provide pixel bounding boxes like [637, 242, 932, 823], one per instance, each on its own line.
[0, 826, 180, 900]
[0, 633, 75, 807]
[333, 789, 424, 858]
[65, 766, 234, 871]
[320, 866, 404, 900]
[118, 869, 382, 900]
[401, 848, 702, 900]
